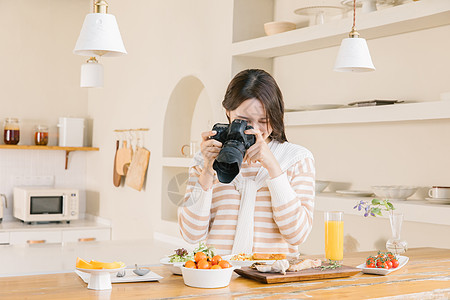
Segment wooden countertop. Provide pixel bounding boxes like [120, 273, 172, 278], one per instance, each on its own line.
[1, 247, 449, 299]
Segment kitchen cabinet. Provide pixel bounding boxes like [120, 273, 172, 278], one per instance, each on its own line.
[10, 230, 62, 245]
[0, 145, 99, 169]
[0, 219, 111, 245]
[62, 228, 111, 243]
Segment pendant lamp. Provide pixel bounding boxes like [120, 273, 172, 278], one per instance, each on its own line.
[80, 57, 103, 88]
[74, 0, 127, 87]
[334, 0, 375, 72]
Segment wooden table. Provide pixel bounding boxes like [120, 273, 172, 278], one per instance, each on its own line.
[1, 247, 449, 299]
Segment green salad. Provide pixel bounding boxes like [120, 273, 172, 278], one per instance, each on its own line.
[168, 242, 215, 263]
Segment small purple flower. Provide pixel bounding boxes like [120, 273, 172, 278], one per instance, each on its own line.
[364, 212, 369, 217]
[371, 212, 375, 216]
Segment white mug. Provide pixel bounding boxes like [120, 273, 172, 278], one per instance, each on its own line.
[428, 186, 450, 199]
[181, 141, 198, 158]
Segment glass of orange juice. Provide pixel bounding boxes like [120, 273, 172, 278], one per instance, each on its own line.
[325, 211, 344, 262]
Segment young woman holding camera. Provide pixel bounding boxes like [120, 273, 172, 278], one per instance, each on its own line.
[179, 69, 315, 255]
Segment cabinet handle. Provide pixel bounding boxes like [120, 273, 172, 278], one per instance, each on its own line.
[78, 237, 96, 242]
[27, 240, 46, 244]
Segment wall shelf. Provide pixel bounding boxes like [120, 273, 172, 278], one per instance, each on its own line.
[162, 157, 192, 168]
[285, 101, 450, 126]
[232, 0, 450, 58]
[315, 192, 450, 226]
[0, 145, 99, 169]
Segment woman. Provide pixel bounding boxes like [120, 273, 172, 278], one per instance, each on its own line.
[179, 69, 315, 255]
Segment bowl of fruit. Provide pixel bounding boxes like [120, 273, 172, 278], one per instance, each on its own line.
[177, 252, 238, 288]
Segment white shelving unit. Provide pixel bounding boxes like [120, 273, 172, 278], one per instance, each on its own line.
[285, 101, 450, 126]
[232, 0, 450, 58]
[162, 157, 192, 168]
[315, 193, 450, 226]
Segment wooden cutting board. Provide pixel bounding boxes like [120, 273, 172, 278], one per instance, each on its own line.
[125, 146, 150, 191]
[113, 140, 121, 187]
[234, 264, 360, 284]
[115, 140, 133, 175]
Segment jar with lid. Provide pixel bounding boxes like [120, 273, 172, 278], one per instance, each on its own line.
[4, 118, 20, 145]
[35, 125, 49, 146]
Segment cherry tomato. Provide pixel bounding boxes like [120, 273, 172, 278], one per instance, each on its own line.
[391, 259, 399, 268]
[197, 259, 210, 269]
[386, 261, 393, 269]
[367, 262, 376, 268]
[376, 260, 384, 268]
[184, 260, 197, 269]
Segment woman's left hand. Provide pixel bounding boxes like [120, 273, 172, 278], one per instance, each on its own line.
[244, 128, 282, 178]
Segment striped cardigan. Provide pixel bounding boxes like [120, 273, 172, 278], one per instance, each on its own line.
[178, 142, 315, 255]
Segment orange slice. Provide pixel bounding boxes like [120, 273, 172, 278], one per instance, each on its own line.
[76, 257, 94, 269]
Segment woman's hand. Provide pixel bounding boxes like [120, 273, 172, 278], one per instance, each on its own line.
[198, 130, 222, 190]
[244, 128, 282, 179]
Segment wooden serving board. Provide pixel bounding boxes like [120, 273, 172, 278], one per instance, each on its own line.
[234, 264, 360, 284]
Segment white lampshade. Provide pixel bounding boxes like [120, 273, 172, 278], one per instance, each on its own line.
[334, 37, 375, 72]
[74, 13, 126, 57]
[80, 58, 104, 88]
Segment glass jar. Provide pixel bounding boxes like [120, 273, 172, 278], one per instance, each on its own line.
[4, 118, 20, 145]
[35, 125, 49, 146]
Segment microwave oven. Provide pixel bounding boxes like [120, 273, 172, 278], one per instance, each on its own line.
[13, 187, 79, 223]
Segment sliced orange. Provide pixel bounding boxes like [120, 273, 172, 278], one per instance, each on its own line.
[76, 257, 94, 269]
[89, 260, 124, 269]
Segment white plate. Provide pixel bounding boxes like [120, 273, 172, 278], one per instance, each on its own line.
[75, 268, 163, 284]
[285, 104, 344, 112]
[159, 257, 182, 275]
[425, 197, 450, 204]
[356, 255, 409, 276]
[336, 190, 374, 197]
[222, 253, 298, 267]
[222, 255, 275, 267]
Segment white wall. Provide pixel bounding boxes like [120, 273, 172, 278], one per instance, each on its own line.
[85, 0, 233, 240]
[0, 0, 92, 219]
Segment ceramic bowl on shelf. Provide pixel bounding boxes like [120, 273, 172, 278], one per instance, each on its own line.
[371, 185, 418, 201]
[264, 21, 296, 36]
[315, 180, 330, 193]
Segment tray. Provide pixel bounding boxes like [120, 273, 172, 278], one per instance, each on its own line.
[234, 264, 360, 284]
[75, 268, 163, 284]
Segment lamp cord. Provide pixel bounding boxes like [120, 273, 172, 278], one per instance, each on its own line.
[352, 0, 356, 31]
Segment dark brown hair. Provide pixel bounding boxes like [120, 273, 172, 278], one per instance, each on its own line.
[222, 69, 287, 143]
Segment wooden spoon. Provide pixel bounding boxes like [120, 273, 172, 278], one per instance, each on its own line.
[113, 140, 121, 187]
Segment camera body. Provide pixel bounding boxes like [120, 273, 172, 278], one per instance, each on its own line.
[210, 119, 256, 183]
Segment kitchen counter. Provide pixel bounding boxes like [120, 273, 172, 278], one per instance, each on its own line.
[0, 238, 177, 277]
[0, 246, 449, 299]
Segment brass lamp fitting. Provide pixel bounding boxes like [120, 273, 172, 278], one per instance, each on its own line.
[348, 28, 360, 38]
[94, 0, 109, 14]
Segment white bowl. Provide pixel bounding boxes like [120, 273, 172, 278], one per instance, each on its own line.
[371, 185, 418, 201]
[178, 265, 237, 288]
[315, 180, 330, 193]
[264, 21, 296, 36]
[159, 257, 182, 275]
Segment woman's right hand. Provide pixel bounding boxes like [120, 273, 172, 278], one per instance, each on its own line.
[198, 130, 222, 190]
[200, 130, 222, 170]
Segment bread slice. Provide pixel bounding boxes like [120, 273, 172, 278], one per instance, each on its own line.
[252, 253, 287, 260]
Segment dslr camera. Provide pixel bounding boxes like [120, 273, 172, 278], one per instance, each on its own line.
[210, 119, 256, 183]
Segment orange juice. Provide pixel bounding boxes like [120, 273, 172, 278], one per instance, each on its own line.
[325, 220, 344, 261]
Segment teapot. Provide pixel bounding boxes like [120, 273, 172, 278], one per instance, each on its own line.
[0, 194, 7, 223]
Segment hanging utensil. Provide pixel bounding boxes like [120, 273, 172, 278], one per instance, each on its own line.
[115, 131, 133, 176]
[113, 137, 122, 187]
[125, 131, 150, 191]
